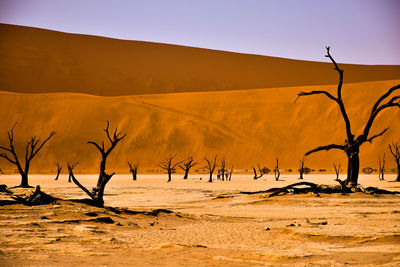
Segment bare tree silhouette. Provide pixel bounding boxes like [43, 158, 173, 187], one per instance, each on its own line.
[253, 164, 269, 180]
[204, 155, 217, 183]
[54, 162, 62, 180]
[179, 156, 197, 180]
[67, 121, 126, 207]
[274, 158, 280, 181]
[298, 158, 306, 180]
[0, 123, 56, 188]
[220, 157, 226, 181]
[160, 154, 183, 183]
[297, 47, 400, 186]
[333, 163, 341, 181]
[378, 153, 386, 181]
[127, 162, 138, 181]
[389, 142, 400, 181]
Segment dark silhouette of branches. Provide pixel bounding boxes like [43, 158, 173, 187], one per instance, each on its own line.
[179, 157, 197, 180]
[0, 123, 56, 188]
[204, 155, 217, 183]
[128, 162, 138, 181]
[160, 154, 183, 183]
[389, 142, 400, 181]
[297, 46, 400, 186]
[68, 121, 126, 207]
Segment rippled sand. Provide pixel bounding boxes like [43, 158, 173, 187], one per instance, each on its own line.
[1, 174, 400, 266]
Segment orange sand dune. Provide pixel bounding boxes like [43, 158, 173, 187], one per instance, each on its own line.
[0, 79, 399, 174]
[1, 23, 400, 96]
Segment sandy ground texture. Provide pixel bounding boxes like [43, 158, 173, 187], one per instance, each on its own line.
[1, 174, 400, 266]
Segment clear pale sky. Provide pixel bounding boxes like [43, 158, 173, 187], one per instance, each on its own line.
[0, 0, 399, 65]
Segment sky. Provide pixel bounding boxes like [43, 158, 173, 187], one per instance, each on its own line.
[0, 0, 399, 65]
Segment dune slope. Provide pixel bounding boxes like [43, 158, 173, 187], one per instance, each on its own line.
[1, 24, 400, 96]
[0, 79, 399, 174]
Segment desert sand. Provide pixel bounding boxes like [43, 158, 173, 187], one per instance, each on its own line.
[1, 174, 400, 266]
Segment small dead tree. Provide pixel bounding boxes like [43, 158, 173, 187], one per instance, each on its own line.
[253, 164, 269, 180]
[333, 163, 341, 181]
[228, 165, 233, 181]
[127, 161, 138, 181]
[54, 162, 62, 180]
[274, 158, 280, 181]
[179, 157, 197, 180]
[220, 157, 226, 181]
[0, 168, 3, 174]
[297, 47, 400, 186]
[204, 155, 217, 183]
[68, 121, 126, 207]
[298, 158, 306, 180]
[378, 153, 386, 181]
[0, 123, 56, 188]
[389, 142, 400, 181]
[160, 154, 183, 183]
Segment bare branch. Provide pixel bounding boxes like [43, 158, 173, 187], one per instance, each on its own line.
[0, 153, 16, 164]
[29, 131, 56, 159]
[305, 144, 344, 156]
[296, 90, 337, 103]
[67, 162, 95, 200]
[88, 141, 103, 153]
[366, 127, 389, 143]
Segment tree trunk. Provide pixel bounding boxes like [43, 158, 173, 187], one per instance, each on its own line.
[396, 162, 400, 182]
[167, 171, 172, 183]
[20, 172, 30, 188]
[346, 151, 360, 186]
[208, 173, 213, 183]
[183, 169, 189, 180]
[132, 171, 137, 181]
[299, 172, 303, 180]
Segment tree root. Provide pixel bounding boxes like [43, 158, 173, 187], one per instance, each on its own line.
[241, 181, 399, 197]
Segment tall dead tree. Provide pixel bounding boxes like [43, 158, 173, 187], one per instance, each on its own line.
[160, 154, 183, 183]
[68, 121, 126, 207]
[333, 163, 341, 181]
[378, 153, 386, 181]
[54, 162, 62, 180]
[0, 123, 56, 188]
[179, 157, 197, 180]
[127, 162, 138, 181]
[297, 47, 400, 186]
[389, 142, 400, 181]
[204, 155, 217, 183]
[274, 158, 280, 181]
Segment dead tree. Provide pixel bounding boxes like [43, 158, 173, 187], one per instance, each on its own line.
[0, 168, 3, 174]
[298, 158, 306, 180]
[0, 123, 56, 188]
[333, 163, 341, 181]
[253, 164, 269, 180]
[204, 155, 217, 183]
[179, 157, 197, 180]
[378, 153, 386, 181]
[127, 162, 138, 181]
[297, 47, 400, 187]
[160, 154, 183, 183]
[54, 162, 62, 180]
[68, 121, 126, 207]
[274, 158, 280, 181]
[220, 157, 226, 181]
[228, 165, 233, 181]
[389, 142, 400, 181]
